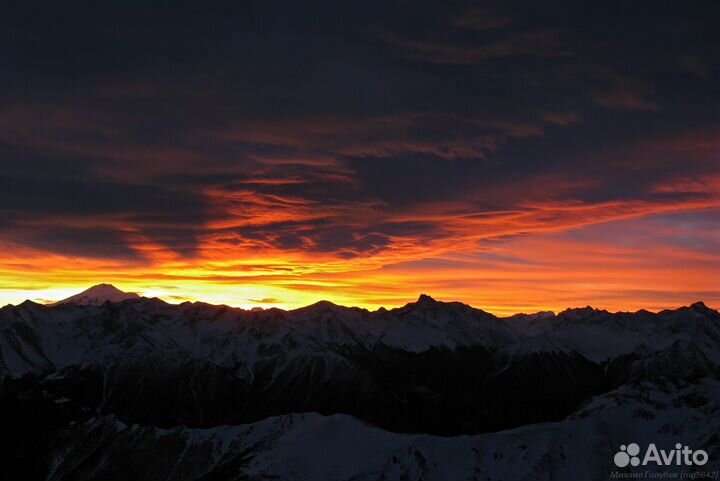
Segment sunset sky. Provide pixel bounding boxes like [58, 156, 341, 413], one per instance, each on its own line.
[1, 1, 718, 315]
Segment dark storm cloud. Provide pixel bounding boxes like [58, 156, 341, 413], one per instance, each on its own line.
[5, 225, 142, 260]
[0, 0, 718, 260]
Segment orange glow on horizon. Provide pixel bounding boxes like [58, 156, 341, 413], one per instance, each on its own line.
[2, 203, 718, 316]
[2, 5, 719, 321]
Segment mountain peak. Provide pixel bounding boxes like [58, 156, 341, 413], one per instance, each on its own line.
[690, 301, 710, 311]
[54, 284, 140, 306]
[293, 300, 342, 314]
[558, 305, 604, 316]
[417, 294, 437, 304]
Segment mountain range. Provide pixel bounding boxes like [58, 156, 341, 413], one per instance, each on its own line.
[1, 284, 719, 480]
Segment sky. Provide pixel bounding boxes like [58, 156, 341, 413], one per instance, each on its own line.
[1, 1, 718, 315]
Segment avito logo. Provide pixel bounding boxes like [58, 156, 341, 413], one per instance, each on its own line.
[614, 443, 708, 468]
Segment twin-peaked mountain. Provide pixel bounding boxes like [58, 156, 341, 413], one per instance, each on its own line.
[1, 285, 719, 480]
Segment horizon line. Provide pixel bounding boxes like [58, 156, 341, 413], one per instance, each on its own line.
[5, 284, 715, 318]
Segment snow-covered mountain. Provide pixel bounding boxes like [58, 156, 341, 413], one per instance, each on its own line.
[1, 293, 718, 480]
[0, 293, 520, 379]
[43, 379, 720, 481]
[508, 301, 720, 362]
[52, 283, 140, 306]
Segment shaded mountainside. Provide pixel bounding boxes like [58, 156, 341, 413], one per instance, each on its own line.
[1, 292, 719, 480]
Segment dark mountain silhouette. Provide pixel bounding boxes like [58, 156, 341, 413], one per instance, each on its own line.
[1, 290, 719, 480]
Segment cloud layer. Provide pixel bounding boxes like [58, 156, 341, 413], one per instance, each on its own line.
[1, 1, 718, 312]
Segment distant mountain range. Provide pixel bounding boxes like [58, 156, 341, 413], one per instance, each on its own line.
[1, 285, 718, 480]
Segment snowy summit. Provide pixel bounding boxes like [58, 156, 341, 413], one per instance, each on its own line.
[54, 284, 140, 306]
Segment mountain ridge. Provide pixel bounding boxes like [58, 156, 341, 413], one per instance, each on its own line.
[1, 287, 719, 480]
[33, 283, 718, 319]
